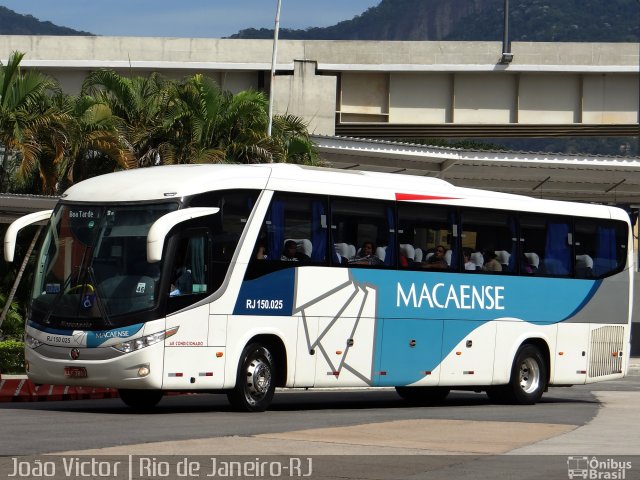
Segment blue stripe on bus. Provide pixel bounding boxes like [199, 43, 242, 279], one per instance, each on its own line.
[350, 269, 599, 323]
[28, 322, 144, 347]
[351, 269, 600, 385]
[233, 268, 295, 316]
[85, 324, 145, 347]
[28, 322, 74, 336]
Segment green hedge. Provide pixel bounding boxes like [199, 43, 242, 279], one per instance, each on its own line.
[0, 340, 25, 374]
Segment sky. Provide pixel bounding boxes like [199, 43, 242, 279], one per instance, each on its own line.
[0, 0, 381, 38]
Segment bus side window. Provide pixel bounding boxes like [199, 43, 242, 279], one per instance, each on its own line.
[460, 209, 515, 274]
[520, 215, 572, 277]
[170, 232, 209, 297]
[397, 203, 455, 271]
[331, 198, 396, 268]
[246, 194, 329, 278]
[574, 219, 627, 278]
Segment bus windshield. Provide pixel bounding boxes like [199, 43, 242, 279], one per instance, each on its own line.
[31, 203, 178, 327]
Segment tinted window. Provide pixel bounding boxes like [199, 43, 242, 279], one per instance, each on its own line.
[397, 203, 456, 270]
[332, 198, 395, 267]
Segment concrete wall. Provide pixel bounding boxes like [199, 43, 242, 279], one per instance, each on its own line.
[3, 38, 638, 69]
[1, 37, 637, 137]
[273, 61, 337, 135]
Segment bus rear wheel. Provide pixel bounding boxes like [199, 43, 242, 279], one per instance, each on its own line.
[488, 344, 547, 405]
[118, 389, 163, 410]
[227, 343, 275, 412]
[395, 386, 450, 404]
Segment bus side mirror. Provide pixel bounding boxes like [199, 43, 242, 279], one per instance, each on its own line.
[4, 210, 53, 262]
[147, 207, 220, 263]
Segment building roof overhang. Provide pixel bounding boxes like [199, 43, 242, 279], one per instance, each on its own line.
[313, 135, 640, 205]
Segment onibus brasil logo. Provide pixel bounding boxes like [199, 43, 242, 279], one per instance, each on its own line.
[567, 456, 632, 479]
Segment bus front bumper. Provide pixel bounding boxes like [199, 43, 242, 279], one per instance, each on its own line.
[25, 342, 164, 390]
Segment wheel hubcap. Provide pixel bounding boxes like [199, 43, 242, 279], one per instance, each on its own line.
[519, 357, 540, 394]
[245, 357, 272, 405]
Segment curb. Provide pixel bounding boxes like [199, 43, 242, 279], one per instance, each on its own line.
[0, 376, 118, 403]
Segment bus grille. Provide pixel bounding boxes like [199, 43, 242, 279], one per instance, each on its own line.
[588, 325, 625, 378]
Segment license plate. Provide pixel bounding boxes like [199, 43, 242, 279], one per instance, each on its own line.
[64, 366, 88, 378]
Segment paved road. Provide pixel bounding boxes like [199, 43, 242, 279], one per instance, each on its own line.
[1, 372, 638, 479]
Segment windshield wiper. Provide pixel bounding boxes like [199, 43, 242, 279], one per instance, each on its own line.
[41, 269, 76, 325]
[87, 266, 112, 327]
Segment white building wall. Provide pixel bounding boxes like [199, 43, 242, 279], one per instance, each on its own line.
[389, 73, 452, 124]
[519, 74, 581, 124]
[583, 74, 640, 124]
[453, 74, 516, 124]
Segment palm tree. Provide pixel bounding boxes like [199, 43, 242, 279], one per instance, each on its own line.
[219, 88, 277, 164]
[163, 75, 274, 164]
[0, 292, 23, 340]
[81, 69, 318, 167]
[271, 113, 319, 165]
[158, 74, 226, 165]
[82, 70, 170, 167]
[163, 74, 317, 165]
[0, 51, 61, 192]
[54, 93, 134, 191]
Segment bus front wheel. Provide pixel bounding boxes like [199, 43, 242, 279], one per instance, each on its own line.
[488, 344, 547, 405]
[227, 343, 275, 412]
[118, 389, 163, 410]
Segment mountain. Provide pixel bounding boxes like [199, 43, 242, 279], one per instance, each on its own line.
[0, 6, 93, 36]
[230, 0, 640, 42]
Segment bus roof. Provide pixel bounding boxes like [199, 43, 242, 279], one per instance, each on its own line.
[61, 163, 622, 220]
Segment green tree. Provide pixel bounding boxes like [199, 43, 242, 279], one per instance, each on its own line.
[0, 292, 24, 341]
[81, 70, 171, 167]
[158, 74, 227, 165]
[55, 93, 133, 192]
[270, 113, 318, 165]
[84, 70, 317, 166]
[0, 51, 61, 193]
[165, 74, 317, 165]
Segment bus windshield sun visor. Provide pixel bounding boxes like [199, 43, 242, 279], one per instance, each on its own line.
[4, 210, 53, 262]
[147, 207, 220, 263]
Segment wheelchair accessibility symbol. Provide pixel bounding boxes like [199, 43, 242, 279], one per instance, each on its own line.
[82, 294, 95, 309]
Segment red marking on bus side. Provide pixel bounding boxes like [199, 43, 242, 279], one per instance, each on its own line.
[396, 193, 461, 201]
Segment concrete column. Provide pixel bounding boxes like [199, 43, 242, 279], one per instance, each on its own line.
[273, 60, 337, 136]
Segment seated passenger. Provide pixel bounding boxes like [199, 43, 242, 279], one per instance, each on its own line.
[349, 241, 382, 266]
[422, 245, 448, 270]
[463, 248, 476, 271]
[482, 251, 502, 272]
[280, 240, 309, 262]
[521, 253, 535, 274]
[170, 267, 193, 296]
[255, 242, 268, 260]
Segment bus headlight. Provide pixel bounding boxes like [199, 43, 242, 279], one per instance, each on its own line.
[112, 327, 178, 353]
[25, 334, 43, 349]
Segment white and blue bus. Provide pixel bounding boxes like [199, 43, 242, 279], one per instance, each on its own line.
[4, 164, 633, 411]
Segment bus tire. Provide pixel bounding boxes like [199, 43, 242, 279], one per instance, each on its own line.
[496, 344, 547, 405]
[395, 386, 450, 403]
[118, 389, 163, 410]
[227, 343, 275, 412]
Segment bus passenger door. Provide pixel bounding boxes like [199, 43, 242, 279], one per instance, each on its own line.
[375, 318, 443, 387]
[163, 229, 225, 389]
[440, 320, 497, 386]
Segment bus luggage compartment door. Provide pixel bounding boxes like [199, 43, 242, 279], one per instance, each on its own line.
[375, 318, 443, 387]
